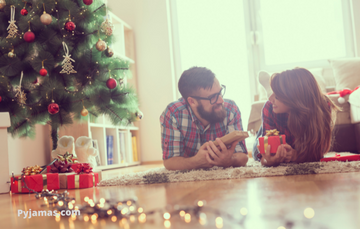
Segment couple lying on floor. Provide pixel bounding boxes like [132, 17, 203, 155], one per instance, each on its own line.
[160, 67, 338, 170]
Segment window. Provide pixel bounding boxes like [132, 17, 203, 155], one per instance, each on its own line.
[248, 0, 355, 72]
[169, 0, 252, 129]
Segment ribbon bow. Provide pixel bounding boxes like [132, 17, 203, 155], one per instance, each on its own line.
[265, 129, 280, 136]
[22, 165, 42, 176]
[57, 152, 74, 164]
[49, 161, 74, 173]
[74, 163, 93, 174]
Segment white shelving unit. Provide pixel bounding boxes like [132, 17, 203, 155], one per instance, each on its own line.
[57, 11, 141, 171]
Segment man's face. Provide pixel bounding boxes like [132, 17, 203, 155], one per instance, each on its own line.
[195, 80, 226, 124]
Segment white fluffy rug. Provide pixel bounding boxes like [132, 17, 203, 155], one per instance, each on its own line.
[98, 152, 360, 186]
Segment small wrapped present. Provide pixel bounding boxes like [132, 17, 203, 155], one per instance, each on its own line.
[320, 154, 360, 162]
[67, 163, 98, 189]
[10, 173, 60, 193]
[259, 129, 286, 154]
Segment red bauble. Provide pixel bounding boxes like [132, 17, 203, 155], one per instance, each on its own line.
[65, 21, 76, 31]
[21, 9, 28, 16]
[0, 96, 2, 102]
[48, 102, 59, 115]
[24, 31, 35, 43]
[106, 78, 117, 89]
[83, 0, 93, 5]
[39, 68, 48, 76]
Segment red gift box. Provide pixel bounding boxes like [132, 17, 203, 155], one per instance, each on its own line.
[320, 154, 360, 162]
[10, 173, 60, 193]
[67, 173, 99, 189]
[259, 134, 286, 154]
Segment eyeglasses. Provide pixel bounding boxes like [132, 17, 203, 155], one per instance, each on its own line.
[190, 85, 226, 104]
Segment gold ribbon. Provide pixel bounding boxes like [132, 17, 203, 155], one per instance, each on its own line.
[75, 175, 79, 189]
[42, 174, 47, 190]
[264, 135, 283, 152]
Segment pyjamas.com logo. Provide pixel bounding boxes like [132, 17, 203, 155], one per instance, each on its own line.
[18, 209, 80, 219]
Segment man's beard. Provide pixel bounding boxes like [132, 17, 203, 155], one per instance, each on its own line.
[197, 103, 226, 124]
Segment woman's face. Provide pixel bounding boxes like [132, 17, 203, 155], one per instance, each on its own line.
[269, 93, 290, 114]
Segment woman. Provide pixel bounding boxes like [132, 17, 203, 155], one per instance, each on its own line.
[253, 67, 339, 166]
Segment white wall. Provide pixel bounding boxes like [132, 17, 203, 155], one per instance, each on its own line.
[8, 125, 50, 175]
[107, 0, 177, 162]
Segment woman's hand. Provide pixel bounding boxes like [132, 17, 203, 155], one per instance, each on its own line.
[283, 144, 297, 162]
[258, 144, 292, 166]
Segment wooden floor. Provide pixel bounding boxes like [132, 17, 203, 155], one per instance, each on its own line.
[1, 163, 360, 229]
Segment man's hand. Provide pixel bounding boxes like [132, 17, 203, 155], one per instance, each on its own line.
[206, 138, 238, 168]
[193, 143, 214, 169]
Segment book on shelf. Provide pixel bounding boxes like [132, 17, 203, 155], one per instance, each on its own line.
[106, 135, 113, 165]
[119, 131, 126, 163]
[132, 136, 138, 162]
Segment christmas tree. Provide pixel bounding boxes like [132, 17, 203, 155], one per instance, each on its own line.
[0, 0, 140, 150]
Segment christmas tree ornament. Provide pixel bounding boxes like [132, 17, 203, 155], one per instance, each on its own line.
[21, 9, 28, 16]
[60, 42, 77, 74]
[39, 68, 48, 76]
[21, 2, 28, 15]
[106, 78, 117, 89]
[7, 49, 16, 58]
[105, 46, 114, 57]
[0, 0, 6, 10]
[64, 10, 76, 31]
[14, 72, 27, 105]
[0, 96, 2, 102]
[81, 100, 89, 116]
[65, 21, 76, 31]
[83, 0, 93, 5]
[24, 22, 35, 43]
[40, 4, 52, 25]
[32, 78, 39, 85]
[100, 18, 114, 36]
[135, 110, 143, 120]
[81, 107, 89, 116]
[40, 60, 48, 76]
[96, 38, 107, 51]
[7, 5, 18, 39]
[48, 100, 60, 115]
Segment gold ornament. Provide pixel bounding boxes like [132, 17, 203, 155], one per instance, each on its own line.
[7, 5, 18, 39]
[96, 38, 107, 51]
[8, 49, 16, 58]
[135, 111, 143, 120]
[81, 107, 88, 116]
[105, 46, 114, 57]
[40, 12, 52, 25]
[60, 42, 77, 74]
[0, 0, 6, 10]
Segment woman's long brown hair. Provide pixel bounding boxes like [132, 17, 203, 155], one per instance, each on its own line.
[270, 68, 339, 163]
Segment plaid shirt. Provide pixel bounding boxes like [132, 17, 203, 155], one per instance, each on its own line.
[160, 98, 247, 160]
[252, 101, 295, 161]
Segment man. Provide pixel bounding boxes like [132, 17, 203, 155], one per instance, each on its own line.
[160, 67, 248, 170]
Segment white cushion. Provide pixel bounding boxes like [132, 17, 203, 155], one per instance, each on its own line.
[349, 88, 360, 124]
[328, 58, 360, 91]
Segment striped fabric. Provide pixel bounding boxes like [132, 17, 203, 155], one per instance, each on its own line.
[252, 101, 295, 161]
[160, 98, 247, 160]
